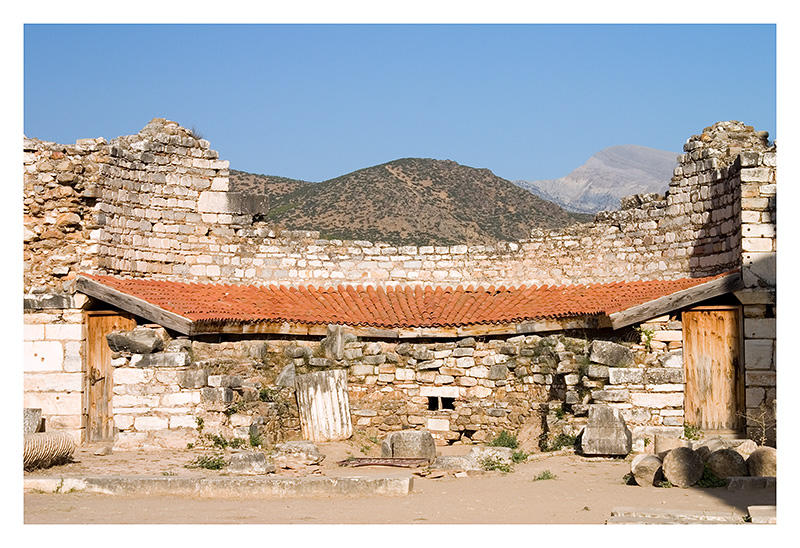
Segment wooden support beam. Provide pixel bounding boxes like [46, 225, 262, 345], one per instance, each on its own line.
[608, 273, 743, 329]
[75, 276, 194, 335]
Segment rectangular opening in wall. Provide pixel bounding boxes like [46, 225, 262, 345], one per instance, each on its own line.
[427, 396, 438, 411]
[441, 397, 455, 410]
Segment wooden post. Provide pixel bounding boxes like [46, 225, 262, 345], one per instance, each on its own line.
[294, 369, 353, 442]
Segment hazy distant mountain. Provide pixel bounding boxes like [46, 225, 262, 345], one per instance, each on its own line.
[230, 158, 590, 246]
[515, 145, 678, 214]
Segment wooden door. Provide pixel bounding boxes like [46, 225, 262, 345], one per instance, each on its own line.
[85, 311, 136, 442]
[295, 369, 353, 442]
[682, 306, 743, 435]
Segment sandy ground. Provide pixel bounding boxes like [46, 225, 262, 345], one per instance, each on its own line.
[24, 442, 776, 524]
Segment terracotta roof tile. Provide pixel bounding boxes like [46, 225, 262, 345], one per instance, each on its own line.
[80, 272, 734, 329]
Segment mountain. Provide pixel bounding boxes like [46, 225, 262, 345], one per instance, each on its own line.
[515, 145, 678, 214]
[228, 170, 312, 199]
[229, 159, 591, 246]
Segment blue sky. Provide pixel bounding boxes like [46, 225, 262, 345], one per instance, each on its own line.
[24, 24, 775, 182]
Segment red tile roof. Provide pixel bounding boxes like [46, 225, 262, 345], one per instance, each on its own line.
[79, 272, 734, 329]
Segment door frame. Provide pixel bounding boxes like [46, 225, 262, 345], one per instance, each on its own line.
[681, 304, 745, 435]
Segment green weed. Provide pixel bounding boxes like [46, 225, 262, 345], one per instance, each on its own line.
[489, 430, 519, 449]
[532, 470, 556, 481]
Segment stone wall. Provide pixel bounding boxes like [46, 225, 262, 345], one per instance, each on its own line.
[736, 149, 777, 443]
[22, 118, 778, 447]
[23, 303, 86, 442]
[24, 120, 773, 293]
[87, 318, 686, 451]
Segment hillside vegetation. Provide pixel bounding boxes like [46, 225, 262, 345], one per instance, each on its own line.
[230, 158, 590, 246]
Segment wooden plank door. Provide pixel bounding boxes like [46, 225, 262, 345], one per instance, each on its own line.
[295, 369, 353, 442]
[85, 311, 136, 442]
[682, 306, 743, 435]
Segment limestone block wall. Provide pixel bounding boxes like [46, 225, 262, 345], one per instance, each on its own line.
[735, 149, 777, 443]
[93, 319, 687, 451]
[23, 306, 86, 442]
[107, 338, 301, 450]
[24, 120, 774, 293]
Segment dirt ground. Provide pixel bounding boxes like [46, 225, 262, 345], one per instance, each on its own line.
[24, 441, 776, 524]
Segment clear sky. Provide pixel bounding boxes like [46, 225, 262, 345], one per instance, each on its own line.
[24, 24, 775, 182]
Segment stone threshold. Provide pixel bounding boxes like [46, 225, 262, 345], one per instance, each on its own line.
[24, 474, 413, 498]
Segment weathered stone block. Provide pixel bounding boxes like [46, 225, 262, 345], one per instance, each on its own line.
[207, 374, 242, 388]
[419, 386, 460, 399]
[426, 418, 450, 431]
[645, 368, 684, 384]
[591, 389, 630, 402]
[488, 364, 508, 380]
[274, 364, 295, 388]
[744, 339, 774, 370]
[659, 350, 683, 368]
[589, 340, 634, 367]
[587, 365, 609, 378]
[581, 405, 632, 456]
[631, 392, 683, 408]
[130, 352, 190, 368]
[133, 416, 168, 431]
[608, 368, 644, 384]
[106, 326, 168, 354]
[178, 368, 208, 389]
[350, 364, 375, 376]
[381, 429, 436, 460]
[745, 371, 776, 387]
[24, 341, 63, 372]
[227, 451, 275, 475]
[744, 318, 776, 339]
[200, 387, 234, 404]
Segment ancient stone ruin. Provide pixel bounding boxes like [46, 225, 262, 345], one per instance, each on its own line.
[23, 119, 776, 455]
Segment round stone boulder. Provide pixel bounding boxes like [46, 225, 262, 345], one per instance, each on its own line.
[747, 446, 777, 477]
[707, 448, 747, 478]
[631, 454, 663, 487]
[654, 435, 691, 459]
[662, 447, 704, 487]
[692, 437, 728, 463]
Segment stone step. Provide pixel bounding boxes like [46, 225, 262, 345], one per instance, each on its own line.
[610, 506, 743, 524]
[727, 476, 776, 490]
[607, 516, 730, 525]
[25, 474, 413, 498]
[747, 505, 776, 524]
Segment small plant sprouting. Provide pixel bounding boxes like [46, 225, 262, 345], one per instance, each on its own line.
[195, 417, 204, 433]
[229, 437, 246, 449]
[206, 434, 229, 449]
[635, 326, 655, 351]
[696, 465, 728, 488]
[186, 443, 194, 450]
[511, 450, 528, 464]
[683, 423, 702, 441]
[186, 455, 226, 470]
[249, 430, 262, 448]
[480, 456, 513, 473]
[622, 472, 636, 485]
[258, 387, 278, 403]
[643, 437, 651, 448]
[544, 433, 577, 452]
[489, 430, 519, 449]
[657, 479, 674, 488]
[554, 408, 566, 420]
[532, 470, 556, 481]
